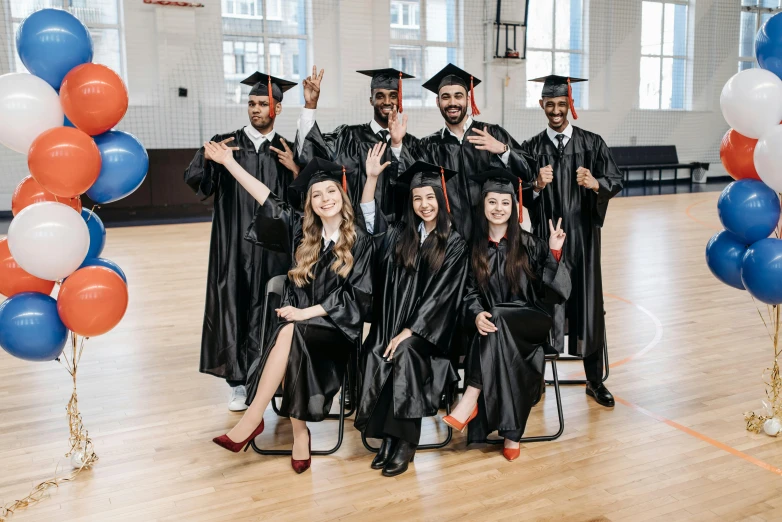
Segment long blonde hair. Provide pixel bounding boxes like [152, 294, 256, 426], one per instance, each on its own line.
[288, 183, 356, 287]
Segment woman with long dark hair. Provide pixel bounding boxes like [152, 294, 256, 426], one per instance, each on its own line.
[354, 143, 469, 477]
[441, 168, 570, 461]
[204, 141, 372, 474]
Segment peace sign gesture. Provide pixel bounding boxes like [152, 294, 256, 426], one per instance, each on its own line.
[204, 137, 239, 161]
[548, 218, 566, 251]
[303, 65, 324, 109]
[269, 137, 300, 177]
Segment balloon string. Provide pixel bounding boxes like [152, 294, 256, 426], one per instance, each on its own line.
[745, 304, 782, 433]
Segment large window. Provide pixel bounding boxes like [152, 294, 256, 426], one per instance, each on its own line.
[389, 0, 460, 108]
[740, 1, 782, 71]
[639, 0, 690, 110]
[9, 0, 124, 79]
[222, 0, 307, 104]
[525, 0, 587, 109]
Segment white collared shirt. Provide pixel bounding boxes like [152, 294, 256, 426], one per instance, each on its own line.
[441, 115, 511, 166]
[546, 123, 573, 148]
[297, 108, 402, 159]
[417, 221, 430, 245]
[321, 227, 340, 251]
[243, 126, 276, 152]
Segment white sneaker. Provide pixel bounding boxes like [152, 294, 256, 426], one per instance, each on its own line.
[228, 385, 248, 412]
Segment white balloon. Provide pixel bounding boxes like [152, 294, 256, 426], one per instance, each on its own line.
[0, 73, 63, 154]
[764, 418, 782, 436]
[754, 125, 782, 193]
[720, 69, 782, 139]
[7, 202, 89, 281]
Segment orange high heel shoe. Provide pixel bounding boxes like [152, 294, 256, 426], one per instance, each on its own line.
[503, 443, 521, 462]
[441, 405, 478, 433]
[212, 419, 265, 453]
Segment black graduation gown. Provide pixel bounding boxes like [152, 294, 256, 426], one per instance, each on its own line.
[354, 218, 469, 430]
[242, 194, 374, 421]
[520, 126, 623, 358]
[184, 130, 296, 382]
[297, 122, 418, 221]
[411, 120, 533, 243]
[461, 233, 571, 443]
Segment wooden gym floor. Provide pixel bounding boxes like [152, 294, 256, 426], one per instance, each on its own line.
[3, 191, 782, 521]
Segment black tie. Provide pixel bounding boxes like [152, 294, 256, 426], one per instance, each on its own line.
[377, 130, 390, 142]
[556, 134, 565, 156]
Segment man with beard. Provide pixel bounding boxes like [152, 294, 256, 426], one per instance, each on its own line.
[296, 66, 418, 222]
[412, 64, 531, 242]
[522, 75, 623, 407]
[184, 72, 302, 411]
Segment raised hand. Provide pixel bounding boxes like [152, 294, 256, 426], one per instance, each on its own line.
[548, 217, 566, 251]
[387, 107, 408, 148]
[302, 65, 324, 109]
[204, 137, 239, 161]
[475, 311, 497, 336]
[203, 140, 239, 165]
[365, 142, 392, 179]
[536, 165, 554, 191]
[576, 166, 599, 191]
[466, 126, 507, 154]
[270, 137, 300, 177]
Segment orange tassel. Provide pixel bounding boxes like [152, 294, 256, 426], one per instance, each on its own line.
[440, 166, 451, 213]
[398, 71, 403, 113]
[568, 78, 578, 120]
[518, 178, 524, 224]
[470, 75, 480, 116]
[268, 76, 276, 119]
[342, 166, 347, 193]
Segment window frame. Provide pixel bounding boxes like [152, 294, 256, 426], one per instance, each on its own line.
[739, 2, 782, 71]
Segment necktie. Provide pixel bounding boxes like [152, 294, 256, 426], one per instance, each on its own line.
[377, 130, 390, 142]
[555, 133, 565, 156]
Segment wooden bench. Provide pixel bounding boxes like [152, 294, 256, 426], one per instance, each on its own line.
[609, 145, 710, 185]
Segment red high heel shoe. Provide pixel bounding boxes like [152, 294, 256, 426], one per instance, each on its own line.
[291, 428, 311, 474]
[503, 444, 521, 462]
[212, 419, 265, 453]
[441, 405, 479, 433]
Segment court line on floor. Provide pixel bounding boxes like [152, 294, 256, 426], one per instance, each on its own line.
[685, 197, 721, 231]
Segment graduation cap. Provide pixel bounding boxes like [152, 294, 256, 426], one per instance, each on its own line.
[241, 72, 298, 119]
[529, 75, 587, 120]
[289, 158, 349, 209]
[422, 63, 481, 116]
[393, 160, 458, 213]
[356, 68, 415, 112]
[469, 168, 524, 224]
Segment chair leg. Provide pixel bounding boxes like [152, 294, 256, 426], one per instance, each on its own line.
[547, 317, 610, 386]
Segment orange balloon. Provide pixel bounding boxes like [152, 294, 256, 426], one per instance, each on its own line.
[60, 64, 128, 136]
[720, 129, 760, 181]
[12, 175, 82, 216]
[0, 237, 55, 297]
[57, 266, 128, 337]
[28, 127, 101, 198]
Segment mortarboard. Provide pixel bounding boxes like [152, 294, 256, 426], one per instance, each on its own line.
[393, 160, 459, 213]
[422, 63, 482, 116]
[469, 168, 524, 224]
[289, 158, 350, 210]
[241, 72, 298, 119]
[529, 75, 588, 120]
[356, 68, 415, 112]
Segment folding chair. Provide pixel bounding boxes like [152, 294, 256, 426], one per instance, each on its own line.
[546, 311, 610, 386]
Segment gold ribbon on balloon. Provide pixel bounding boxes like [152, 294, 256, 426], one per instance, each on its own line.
[0, 333, 97, 521]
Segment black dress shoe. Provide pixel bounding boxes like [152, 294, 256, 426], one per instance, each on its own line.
[382, 439, 417, 477]
[371, 436, 398, 470]
[586, 381, 615, 407]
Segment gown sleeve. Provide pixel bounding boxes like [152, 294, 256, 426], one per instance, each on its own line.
[244, 193, 301, 255]
[296, 121, 347, 166]
[591, 136, 624, 227]
[404, 237, 470, 354]
[531, 236, 571, 306]
[319, 234, 375, 344]
[184, 133, 221, 199]
[460, 267, 486, 330]
[489, 126, 534, 184]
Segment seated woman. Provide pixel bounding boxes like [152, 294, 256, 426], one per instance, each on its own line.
[354, 143, 470, 477]
[204, 140, 373, 474]
[442, 168, 570, 461]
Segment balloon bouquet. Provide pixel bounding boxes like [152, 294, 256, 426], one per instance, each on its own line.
[709, 12, 782, 437]
[0, 9, 147, 519]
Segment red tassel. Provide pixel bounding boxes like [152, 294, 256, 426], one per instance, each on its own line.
[518, 178, 524, 224]
[567, 78, 578, 120]
[440, 166, 451, 213]
[470, 75, 480, 116]
[341, 166, 347, 193]
[268, 76, 276, 119]
[398, 71, 403, 113]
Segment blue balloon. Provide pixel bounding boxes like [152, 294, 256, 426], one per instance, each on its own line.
[79, 257, 127, 284]
[706, 231, 748, 290]
[15, 9, 93, 90]
[0, 292, 68, 362]
[64, 114, 76, 128]
[86, 131, 149, 204]
[757, 12, 782, 80]
[742, 238, 782, 304]
[80, 208, 106, 260]
[717, 179, 780, 245]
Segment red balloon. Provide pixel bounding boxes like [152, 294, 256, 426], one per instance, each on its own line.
[60, 64, 128, 136]
[12, 175, 82, 216]
[0, 238, 55, 297]
[28, 127, 101, 198]
[57, 266, 128, 337]
[720, 129, 760, 181]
